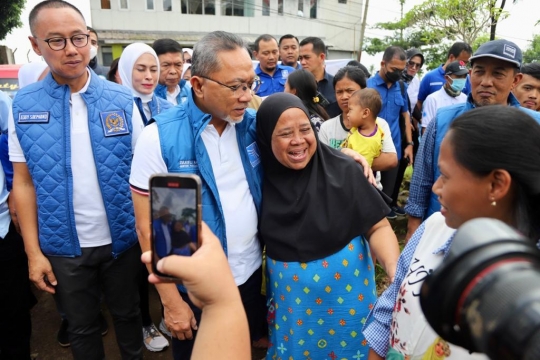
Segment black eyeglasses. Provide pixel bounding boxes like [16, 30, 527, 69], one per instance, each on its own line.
[200, 75, 261, 97]
[36, 34, 90, 51]
[408, 60, 422, 69]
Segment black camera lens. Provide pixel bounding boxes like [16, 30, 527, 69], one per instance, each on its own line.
[420, 218, 540, 360]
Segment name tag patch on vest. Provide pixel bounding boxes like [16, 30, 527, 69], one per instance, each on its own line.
[179, 160, 198, 170]
[246, 142, 261, 168]
[100, 110, 129, 137]
[18, 112, 49, 124]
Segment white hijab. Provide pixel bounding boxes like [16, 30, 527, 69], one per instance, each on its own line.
[118, 43, 160, 103]
[18, 61, 49, 89]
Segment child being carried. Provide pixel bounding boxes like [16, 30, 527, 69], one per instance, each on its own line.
[341, 88, 384, 167]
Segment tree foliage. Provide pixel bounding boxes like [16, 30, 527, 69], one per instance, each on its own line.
[523, 34, 540, 64]
[0, 0, 26, 41]
[364, 0, 512, 69]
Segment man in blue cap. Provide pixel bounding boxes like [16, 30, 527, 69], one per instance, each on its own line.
[405, 39, 540, 239]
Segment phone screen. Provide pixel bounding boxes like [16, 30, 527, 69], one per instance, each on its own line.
[150, 175, 201, 276]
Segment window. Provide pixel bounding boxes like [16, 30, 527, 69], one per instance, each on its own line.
[278, 0, 283, 15]
[147, 0, 155, 10]
[310, 0, 316, 18]
[101, 0, 111, 9]
[163, 0, 172, 10]
[298, 0, 304, 16]
[181, 0, 215, 14]
[101, 46, 113, 66]
[119, 0, 128, 9]
[221, 0, 254, 16]
[338, 0, 346, 3]
[262, 0, 269, 16]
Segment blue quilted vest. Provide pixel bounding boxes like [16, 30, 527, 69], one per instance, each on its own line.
[135, 95, 172, 125]
[151, 90, 263, 255]
[427, 93, 540, 218]
[154, 80, 190, 105]
[12, 71, 138, 257]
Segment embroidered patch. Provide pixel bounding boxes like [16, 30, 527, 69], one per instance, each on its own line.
[246, 142, 261, 168]
[18, 111, 49, 124]
[281, 70, 290, 78]
[100, 110, 129, 136]
[178, 160, 198, 170]
[503, 44, 517, 58]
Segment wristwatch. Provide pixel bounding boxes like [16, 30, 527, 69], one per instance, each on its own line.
[406, 141, 414, 147]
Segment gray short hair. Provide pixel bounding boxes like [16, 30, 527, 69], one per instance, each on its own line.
[191, 31, 246, 77]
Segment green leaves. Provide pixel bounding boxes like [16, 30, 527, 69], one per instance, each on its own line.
[0, 0, 26, 41]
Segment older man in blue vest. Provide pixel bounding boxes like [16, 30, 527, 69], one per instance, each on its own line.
[9, 1, 145, 359]
[405, 39, 540, 240]
[130, 31, 267, 360]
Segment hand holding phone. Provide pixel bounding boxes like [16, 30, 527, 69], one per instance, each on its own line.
[150, 174, 202, 280]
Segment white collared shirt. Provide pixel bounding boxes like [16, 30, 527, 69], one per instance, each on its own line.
[8, 70, 144, 247]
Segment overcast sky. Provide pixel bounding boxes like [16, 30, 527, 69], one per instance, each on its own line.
[1, 0, 538, 68]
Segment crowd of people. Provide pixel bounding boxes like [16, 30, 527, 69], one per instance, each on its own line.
[1, 0, 540, 360]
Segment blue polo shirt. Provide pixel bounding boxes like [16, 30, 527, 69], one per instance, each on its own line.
[255, 63, 296, 97]
[418, 64, 470, 102]
[367, 72, 408, 159]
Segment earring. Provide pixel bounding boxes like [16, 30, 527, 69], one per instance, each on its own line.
[491, 197, 497, 207]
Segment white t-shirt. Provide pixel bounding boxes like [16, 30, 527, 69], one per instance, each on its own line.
[129, 122, 262, 286]
[319, 115, 396, 154]
[8, 71, 145, 247]
[166, 85, 180, 105]
[422, 87, 467, 129]
[319, 115, 396, 190]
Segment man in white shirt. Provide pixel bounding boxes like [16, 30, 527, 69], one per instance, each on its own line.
[9, 1, 145, 359]
[130, 31, 266, 360]
[421, 61, 468, 132]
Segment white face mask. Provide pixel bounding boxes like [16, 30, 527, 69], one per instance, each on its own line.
[89, 45, 98, 59]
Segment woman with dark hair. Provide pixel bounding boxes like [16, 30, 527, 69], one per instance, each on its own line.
[284, 69, 329, 131]
[107, 58, 121, 83]
[363, 106, 540, 360]
[257, 92, 400, 359]
[319, 66, 398, 187]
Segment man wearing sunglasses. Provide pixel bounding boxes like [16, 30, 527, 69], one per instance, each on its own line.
[9, 1, 145, 359]
[130, 31, 267, 360]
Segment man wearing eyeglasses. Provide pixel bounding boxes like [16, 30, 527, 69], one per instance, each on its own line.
[8, 1, 145, 359]
[130, 31, 267, 360]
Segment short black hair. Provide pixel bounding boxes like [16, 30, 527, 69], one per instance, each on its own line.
[107, 58, 120, 83]
[152, 38, 183, 57]
[87, 26, 97, 38]
[447, 42, 473, 59]
[29, 0, 85, 36]
[521, 63, 540, 81]
[299, 37, 326, 55]
[254, 34, 277, 52]
[333, 65, 366, 89]
[346, 60, 371, 78]
[382, 46, 406, 63]
[279, 34, 299, 46]
[350, 88, 382, 118]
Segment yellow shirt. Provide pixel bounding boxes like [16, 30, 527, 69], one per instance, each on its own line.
[341, 118, 384, 166]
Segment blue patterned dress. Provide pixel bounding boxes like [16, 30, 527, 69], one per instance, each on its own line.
[266, 236, 377, 360]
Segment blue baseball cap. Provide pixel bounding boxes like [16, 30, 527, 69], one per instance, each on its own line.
[469, 39, 522, 69]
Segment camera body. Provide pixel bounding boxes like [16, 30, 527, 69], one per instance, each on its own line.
[420, 218, 540, 360]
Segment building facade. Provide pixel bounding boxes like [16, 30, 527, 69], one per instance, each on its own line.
[90, 0, 363, 65]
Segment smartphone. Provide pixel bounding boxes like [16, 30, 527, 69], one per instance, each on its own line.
[149, 173, 202, 279]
